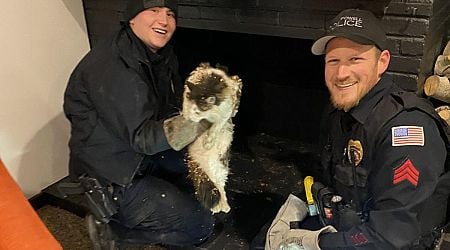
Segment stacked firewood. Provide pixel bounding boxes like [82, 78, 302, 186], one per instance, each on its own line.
[424, 40, 450, 125]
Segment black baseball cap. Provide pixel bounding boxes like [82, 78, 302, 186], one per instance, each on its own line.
[311, 9, 387, 55]
[123, 0, 178, 22]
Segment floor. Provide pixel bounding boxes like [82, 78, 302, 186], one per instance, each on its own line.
[37, 133, 316, 250]
[36, 133, 450, 249]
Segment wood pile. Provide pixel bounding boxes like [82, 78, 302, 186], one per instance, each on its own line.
[423, 40, 450, 124]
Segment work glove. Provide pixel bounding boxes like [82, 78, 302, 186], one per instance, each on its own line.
[266, 194, 309, 250]
[277, 225, 337, 250]
[163, 115, 211, 151]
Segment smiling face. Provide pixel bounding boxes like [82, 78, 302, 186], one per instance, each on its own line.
[129, 7, 176, 52]
[324, 37, 390, 111]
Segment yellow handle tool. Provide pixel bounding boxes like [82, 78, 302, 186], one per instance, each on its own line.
[304, 176, 318, 215]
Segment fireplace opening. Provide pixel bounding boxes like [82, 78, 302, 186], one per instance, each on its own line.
[172, 28, 330, 243]
[173, 27, 329, 147]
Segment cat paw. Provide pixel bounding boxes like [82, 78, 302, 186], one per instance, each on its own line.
[197, 182, 221, 210]
[211, 200, 231, 214]
[221, 202, 231, 213]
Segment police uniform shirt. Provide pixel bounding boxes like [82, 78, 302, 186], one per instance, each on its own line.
[319, 75, 447, 249]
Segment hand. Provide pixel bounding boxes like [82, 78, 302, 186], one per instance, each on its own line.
[163, 115, 210, 151]
[266, 194, 309, 250]
[198, 119, 212, 134]
[278, 226, 337, 250]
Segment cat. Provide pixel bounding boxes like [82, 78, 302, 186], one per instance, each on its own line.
[182, 62, 242, 214]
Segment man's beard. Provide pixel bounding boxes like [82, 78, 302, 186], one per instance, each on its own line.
[330, 95, 360, 112]
[329, 85, 370, 112]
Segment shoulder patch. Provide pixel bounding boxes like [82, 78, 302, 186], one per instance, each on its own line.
[391, 126, 424, 147]
[393, 159, 419, 187]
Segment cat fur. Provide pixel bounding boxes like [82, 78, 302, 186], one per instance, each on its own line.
[182, 62, 242, 214]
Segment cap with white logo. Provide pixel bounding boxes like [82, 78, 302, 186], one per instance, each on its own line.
[311, 9, 387, 55]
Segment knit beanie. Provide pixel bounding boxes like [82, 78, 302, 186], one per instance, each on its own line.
[123, 0, 178, 22]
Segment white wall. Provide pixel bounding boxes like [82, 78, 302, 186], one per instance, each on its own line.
[0, 0, 90, 197]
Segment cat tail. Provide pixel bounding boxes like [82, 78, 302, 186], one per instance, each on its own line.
[187, 158, 221, 210]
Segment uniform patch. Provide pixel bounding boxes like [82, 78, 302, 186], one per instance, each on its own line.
[393, 159, 419, 187]
[350, 232, 369, 246]
[391, 126, 424, 146]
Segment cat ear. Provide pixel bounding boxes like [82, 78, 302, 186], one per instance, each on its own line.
[186, 80, 196, 90]
[215, 63, 229, 74]
[199, 62, 211, 69]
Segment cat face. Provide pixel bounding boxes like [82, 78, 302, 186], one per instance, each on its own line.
[185, 73, 227, 112]
[183, 62, 242, 122]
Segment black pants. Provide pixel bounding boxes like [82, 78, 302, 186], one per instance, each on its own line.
[109, 150, 214, 246]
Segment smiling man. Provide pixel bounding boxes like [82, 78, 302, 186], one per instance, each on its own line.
[127, 1, 177, 52]
[309, 9, 449, 249]
[322, 38, 389, 112]
[64, 0, 215, 249]
[264, 9, 450, 250]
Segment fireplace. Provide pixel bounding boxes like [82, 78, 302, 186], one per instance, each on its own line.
[172, 28, 328, 145]
[81, 0, 450, 143]
[79, 0, 450, 247]
[83, 0, 450, 93]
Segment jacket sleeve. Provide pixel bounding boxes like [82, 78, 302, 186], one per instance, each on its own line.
[87, 62, 176, 155]
[318, 110, 447, 249]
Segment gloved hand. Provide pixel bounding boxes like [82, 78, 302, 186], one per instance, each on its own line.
[266, 194, 309, 250]
[163, 115, 211, 151]
[278, 225, 337, 250]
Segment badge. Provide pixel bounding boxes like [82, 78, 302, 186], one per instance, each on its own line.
[347, 139, 363, 166]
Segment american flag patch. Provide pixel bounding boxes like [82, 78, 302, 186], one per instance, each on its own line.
[391, 126, 424, 147]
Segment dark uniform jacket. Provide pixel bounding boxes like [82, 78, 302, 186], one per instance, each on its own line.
[63, 25, 183, 186]
[318, 75, 449, 249]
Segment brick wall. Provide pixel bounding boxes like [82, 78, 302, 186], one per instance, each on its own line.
[82, 0, 450, 91]
[383, 0, 449, 91]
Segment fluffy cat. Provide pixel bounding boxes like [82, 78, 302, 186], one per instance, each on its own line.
[182, 62, 242, 214]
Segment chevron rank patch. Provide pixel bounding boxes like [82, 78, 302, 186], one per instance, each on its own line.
[393, 159, 419, 187]
[391, 126, 424, 147]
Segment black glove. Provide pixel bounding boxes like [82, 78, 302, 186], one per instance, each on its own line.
[163, 115, 211, 151]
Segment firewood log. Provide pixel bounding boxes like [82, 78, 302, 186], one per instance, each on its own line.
[435, 105, 450, 126]
[424, 75, 450, 103]
[434, 54, 450, 77]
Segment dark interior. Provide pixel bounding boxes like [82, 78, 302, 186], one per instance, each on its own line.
[169, 27, 330, 246]
[172, 27, 329, 146]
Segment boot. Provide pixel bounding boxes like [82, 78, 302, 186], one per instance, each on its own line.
[86, 214, 118, 250]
